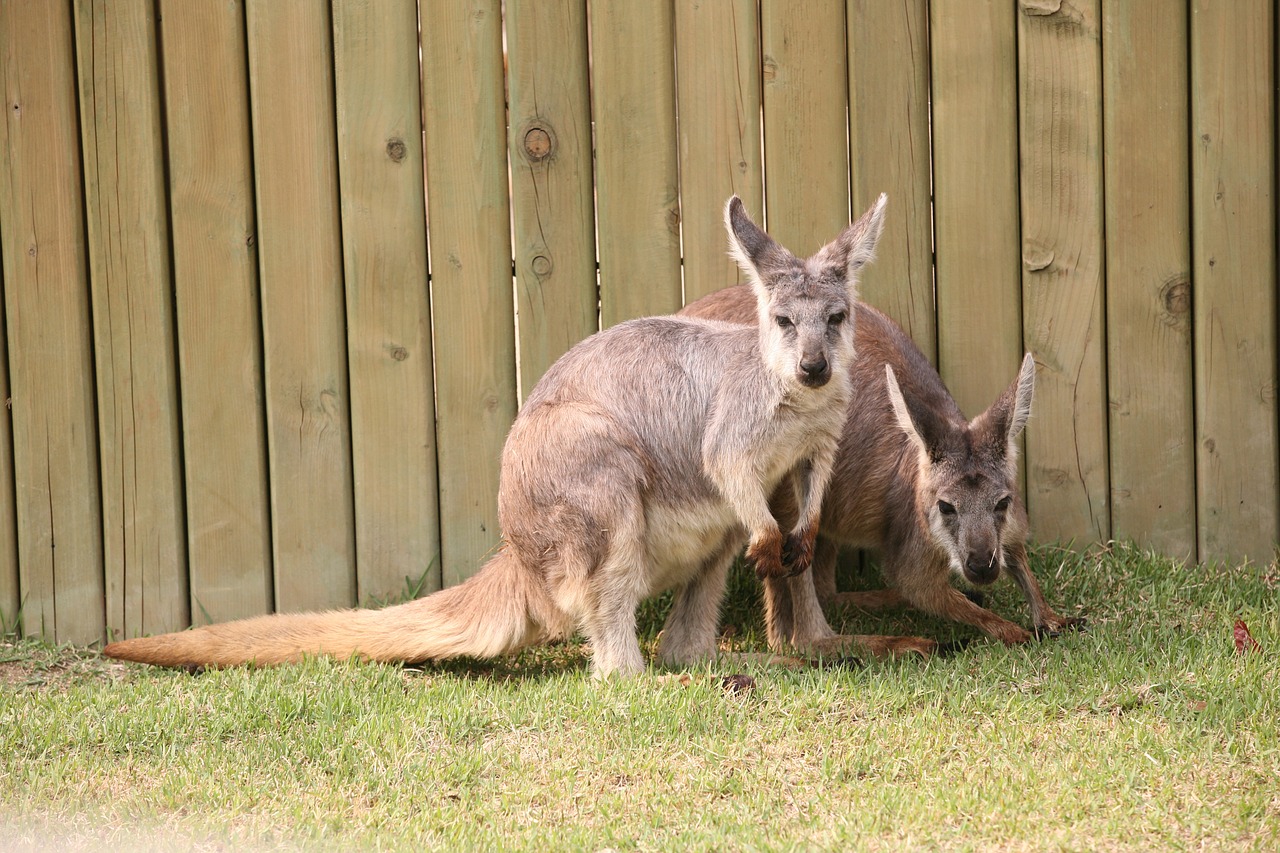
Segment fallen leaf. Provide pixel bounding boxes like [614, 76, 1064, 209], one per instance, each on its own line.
[1233, 619, 1262, 655]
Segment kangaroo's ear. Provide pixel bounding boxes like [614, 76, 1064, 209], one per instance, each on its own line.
[886, 363, 952, 464]
[975, 353, 1036, 461]
[725, 196, 796, 289]
[811, 193, 888, 282]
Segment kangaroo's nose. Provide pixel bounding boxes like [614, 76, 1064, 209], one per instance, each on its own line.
[800, 355, 829, 382]
[964, 550, 999, 585]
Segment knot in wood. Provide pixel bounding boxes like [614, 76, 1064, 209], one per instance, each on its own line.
[386, 138, 407, 163]
[523, 126, 553, 161]
[531, 254, 553, 277]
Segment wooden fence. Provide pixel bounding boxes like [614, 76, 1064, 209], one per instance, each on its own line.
[0, 0, 1276, 644]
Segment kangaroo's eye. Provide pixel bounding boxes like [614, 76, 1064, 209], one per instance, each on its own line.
[994, 496, 1012, 513]
[827, 312, 846, 326]
[937, 500, 957, 516]
[775, 315, 793, 329]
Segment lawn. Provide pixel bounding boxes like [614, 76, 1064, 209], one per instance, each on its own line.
[2, 542, 1277, 851]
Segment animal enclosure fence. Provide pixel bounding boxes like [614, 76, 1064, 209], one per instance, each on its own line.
[0, 0, 1276, 644]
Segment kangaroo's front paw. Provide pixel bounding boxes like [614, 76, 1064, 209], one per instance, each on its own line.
[988, 621, 1034, 645]
[747, 530, 787, 580]
[1034, 613, 1087, 639]
[781, 527, 817, 577]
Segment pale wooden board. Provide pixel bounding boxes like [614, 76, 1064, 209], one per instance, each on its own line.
[0, 3, 105, 643]
[1102, 1, 1195, 560]
[0, 251, 16, 627]
[507, 0, 598, 399]
[930, 0, 1024, 422]
[847, 0, 935, 363]
[760, 0, 849, 258]
[1017, 0, 1110, 545]
[333, 0, 442, 601]
[159, 0, 273, 625]
[1190, 0, 1278, 564]
[421, 0, 517, 586]
[590, 0, 682, 325]
[246, 0, 357, 612]
[73, 0, 188, 640]
[674, 0, 763, 305]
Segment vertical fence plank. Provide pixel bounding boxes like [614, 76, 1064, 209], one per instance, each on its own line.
[160, 0, 272, 625]
[1102, 1, 1195, 559]
[421, 0, 516, 586]
[247, 0, 356, 612]
[74, 0, 187, 640]
[930, 1, 1023, 421]
[675, 0, 763, 304]
[847, 0, 935, 363]
[761, 0, 849, 258]
[590, 0, 682, 325]
[1191, 0, 1278, 565]
[0, 2, 104, 643]
[333, 0, 441, 601]
[1018, 0, 1110, 544]
[0, 266, 16, 628]
[507, 0, 597, 399]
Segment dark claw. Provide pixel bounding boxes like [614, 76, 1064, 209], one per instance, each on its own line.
[934, 637, 973, 657]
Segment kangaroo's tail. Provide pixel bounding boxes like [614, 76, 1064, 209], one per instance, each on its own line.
[103, 549, 558, 668]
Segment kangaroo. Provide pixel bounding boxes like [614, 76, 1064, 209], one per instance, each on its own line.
[104, 195, 909, 677]
[679, 287, 1082, 653]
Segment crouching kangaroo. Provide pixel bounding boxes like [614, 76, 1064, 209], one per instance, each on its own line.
[105, 195, 896, 677]
[679, 289, 1082, 651]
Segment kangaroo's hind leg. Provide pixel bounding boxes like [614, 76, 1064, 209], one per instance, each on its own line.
[657, 532, 743, 667]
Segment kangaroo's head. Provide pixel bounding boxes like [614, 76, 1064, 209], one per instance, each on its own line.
[724, 195, 887, 390]
[885, 354, 1036, 585]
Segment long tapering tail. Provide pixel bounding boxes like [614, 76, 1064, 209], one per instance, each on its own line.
[103, 549, 556, 668]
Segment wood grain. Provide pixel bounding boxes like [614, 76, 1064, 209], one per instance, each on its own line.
[675, 0, 763, 304]
[74, 0, 188, 639]
[847, 0, 935, 362]
[507, 0, 598, 399]
[0, 2, 105, 643]
[421, 0, 517, 586]
[247, 0, 356, 611]
[1190, 0, 1278, 564]
[590, 0, 682, 325]
[333, 0, 442, 601]
[1102, 0, 1195, 559]
[1017, 0, 1110, 544]
[160, 0, 273, 625]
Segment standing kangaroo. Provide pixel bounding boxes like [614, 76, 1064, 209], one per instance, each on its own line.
[679, 287, 1082, 653]
[105, 195, 902, 677]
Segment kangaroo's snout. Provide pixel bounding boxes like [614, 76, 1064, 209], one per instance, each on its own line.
[963, 549, 1000, 585]
[799, 354, 831, 387]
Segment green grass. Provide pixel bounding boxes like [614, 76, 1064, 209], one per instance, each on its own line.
[2, 542, 1278, 851]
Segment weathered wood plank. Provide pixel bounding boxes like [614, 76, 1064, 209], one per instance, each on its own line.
[1102, 0, 1195, 559]
[590, 0, 682, 325]
[675, 0, 763, 304]
[930, 0, 1024, 421]
[1190, 0, 1278, 564]
[0, 263, 16, 629]
[421, 0, 516, 586]
[1017, 0, 1110, 544]
[847, 0, 935, 362]
[333, 0, 442, 601]
[74, 0, 188, 640]
[0, 2, 105, 643]
[246, 0, 356, 611]
[761, 0, 849, 258]
[506, 0, 597, 399]
[160, 0, 272, 625]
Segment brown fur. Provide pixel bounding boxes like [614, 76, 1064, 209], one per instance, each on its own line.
[680, 286, 1082, 651]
